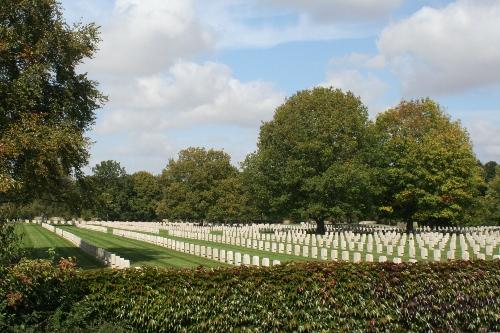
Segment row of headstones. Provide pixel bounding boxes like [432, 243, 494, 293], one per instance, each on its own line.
[162, 222, 499, 245]
[110, 228, 280, 267]
[40, 223, 130, 269]
[166, 228, 499, 261]
[86, 221, 161, 234]
[73, 220, 499, 242]
[30, 219, 74, 225]
[31, 218, 500, 236]
[165, 224, 499, 254]
[77, 224, 108, 233]
[167, 228, 461, 254]
[67, 220, 500, 260]
[117, 226, 431, 263]
[111, 227, 427, 264]
[88, 220, 499, 259]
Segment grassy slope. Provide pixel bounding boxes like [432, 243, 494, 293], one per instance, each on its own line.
[20, 224, 103, 269]
[58, 226, 226, 269]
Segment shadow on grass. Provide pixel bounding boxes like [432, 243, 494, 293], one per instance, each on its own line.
[24, 246, 104, 270]
[102, 247, 216, 268]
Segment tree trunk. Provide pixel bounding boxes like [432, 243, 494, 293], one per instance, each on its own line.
[406, 220, 414, 234]
[316, 219, 326, 235]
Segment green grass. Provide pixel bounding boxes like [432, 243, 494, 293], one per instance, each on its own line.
[19, 224, 103, 269]
[58, 226, 226, 269]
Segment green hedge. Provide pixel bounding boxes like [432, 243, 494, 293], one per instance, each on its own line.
[2, 260, 500, 332]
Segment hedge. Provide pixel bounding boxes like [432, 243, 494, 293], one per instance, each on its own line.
[1, 259, 499, 332]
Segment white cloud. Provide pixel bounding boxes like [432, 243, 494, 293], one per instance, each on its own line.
[464, 118, 500, 162]
[97, 61, 284, 133]
[321, 69, 389, 115]
[84, 0, 214, 77]
[196, 0, 392, 49]
[262, 0, 402, 22]
[377, 0, 500, 96]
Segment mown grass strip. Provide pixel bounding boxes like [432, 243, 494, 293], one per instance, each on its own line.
[58, 226, 226, 268]
[19, 224, 103, 269]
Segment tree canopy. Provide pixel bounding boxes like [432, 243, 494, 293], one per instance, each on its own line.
[0, 0, 105, 206]
[156, 147, 249, 223]
[129, 171, 161, 221]
[244, 87, 380, 233]
[374, 99, 483, 230]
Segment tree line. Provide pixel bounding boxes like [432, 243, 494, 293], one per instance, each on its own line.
[1, 1, 498, 235]
[2, 89, 499, 232]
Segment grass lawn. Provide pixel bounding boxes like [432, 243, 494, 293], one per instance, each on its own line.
[59, 226, 226, 269]
[19, 224, 103, 269]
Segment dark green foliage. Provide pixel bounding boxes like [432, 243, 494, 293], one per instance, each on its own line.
[86, 161, 134, 221]
[0, 220, 24, 266]
[0, 0, 106, 200]
[0, 258, 81, 332]
[374, 99, 483, 229]
[483, 161, 498, 183]
[2, 260, 499, 332]
[128, 171, 161, 221]
[473, 165, 500, 226]
[245, 87, 380, 231]
[157, 147, 251, 222]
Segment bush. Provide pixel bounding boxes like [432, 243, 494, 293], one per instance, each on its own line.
[1, 260, 499, 332]
[0, 220, 24, 267]
[0, 258, 80, 332]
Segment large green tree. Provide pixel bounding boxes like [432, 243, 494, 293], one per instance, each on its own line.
[0, 0, 105, 203]
[156, 147, 245, 222]
[244, 87, 380, 233]
[483, 161, 498, 183]
[129, 171, 161, 221]
[206, 175, 258, 223]
[477, 165, 500, 225]
[0, 0, 104, 264]
[87, 160, 132, 221]
[375, 99, 483, 231]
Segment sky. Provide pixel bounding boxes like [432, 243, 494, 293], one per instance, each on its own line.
[60, 0, 500, 174]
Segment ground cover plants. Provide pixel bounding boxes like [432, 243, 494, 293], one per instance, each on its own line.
[1, 260, 499, 332]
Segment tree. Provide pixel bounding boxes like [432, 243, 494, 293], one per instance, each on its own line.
[374, 99, 483, 231]
[0, 0, 104, 265]
[88, 161, 132, 221]
[245, 87, 379, 234]
[156, 147, 238, 222]
[483, 161, 498, 183]
[206, 175, 258, 223]
[479, 165, 500, 225]
[129, 171, 161, 221]
[0, 0, 105, 204]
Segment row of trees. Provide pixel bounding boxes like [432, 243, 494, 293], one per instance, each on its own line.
[3, 89, 499, 232]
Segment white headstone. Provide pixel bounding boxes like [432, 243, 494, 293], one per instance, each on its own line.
[252, 255, 260, 266]
[234, 252, 241, 266]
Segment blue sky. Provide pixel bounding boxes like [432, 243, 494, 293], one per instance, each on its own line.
[60, 0, 500, 174]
